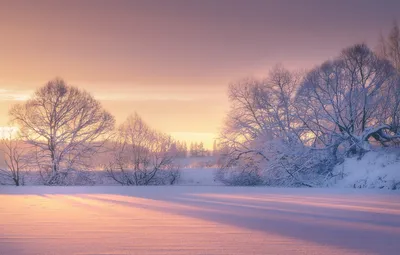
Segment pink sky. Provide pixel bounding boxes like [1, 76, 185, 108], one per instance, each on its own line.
[1, 0, 399, 147]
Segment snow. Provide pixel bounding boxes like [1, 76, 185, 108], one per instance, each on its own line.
[178, 168, 219, 185]
[1, 186, 399, 255]
[4, 167, 221, 186]
[330, 150, 400, 189]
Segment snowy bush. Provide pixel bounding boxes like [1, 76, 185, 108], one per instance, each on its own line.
[216, 136, 338, 187]
[215, 160, 264, 186]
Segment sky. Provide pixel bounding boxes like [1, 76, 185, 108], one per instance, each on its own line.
[1, 0, 400, 148]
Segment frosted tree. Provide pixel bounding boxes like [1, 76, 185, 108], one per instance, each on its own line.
[296, 44, 399, 158]
[106, 113, 180, 185]
[217, 66, 321, 186]
[9, 79, 115, 185]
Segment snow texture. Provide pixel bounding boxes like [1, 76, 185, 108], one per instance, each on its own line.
[0, 186, 399, 255]
[331, 150, 400, 189]
[178, 168, 219, 185]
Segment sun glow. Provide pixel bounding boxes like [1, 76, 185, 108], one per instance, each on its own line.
[0, 126, 18, 139]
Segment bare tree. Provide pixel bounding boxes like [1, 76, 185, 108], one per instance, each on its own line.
[217, 66, 324, 186]
[297, 44, 399, 157]
[376, 22, 400, 134]
[9, 79, 115, 185]
[106, 113, 180, 185]
[221, 65, 302, 147]
[0, 128, 30, 186]
[217, 47, 400, 187]
[377, 21, 400, 71]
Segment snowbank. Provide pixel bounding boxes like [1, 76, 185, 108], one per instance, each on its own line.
[330, 149, 400, 189]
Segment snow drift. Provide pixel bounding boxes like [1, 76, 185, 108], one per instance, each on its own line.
[330, 149, 400, 189]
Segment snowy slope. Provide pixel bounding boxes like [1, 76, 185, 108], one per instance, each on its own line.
[0, 186, 399, 255]
[330, 150, 400, 189]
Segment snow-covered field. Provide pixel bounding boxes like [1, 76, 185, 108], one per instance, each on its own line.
[1, 186, 399, 255]
[179, 168, 219, 185]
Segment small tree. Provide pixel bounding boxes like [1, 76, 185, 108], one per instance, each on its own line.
[106, 113, 180, 185]
[376, 22, 400, 134]
[0, 128, 30, 186]
[377, 21, 400, 71]
[9, 79, 115, 185]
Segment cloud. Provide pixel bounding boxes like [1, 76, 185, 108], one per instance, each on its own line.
[0, 89, 32, 101]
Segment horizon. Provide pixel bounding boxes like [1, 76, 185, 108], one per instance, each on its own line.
[1, 0, 400, 149]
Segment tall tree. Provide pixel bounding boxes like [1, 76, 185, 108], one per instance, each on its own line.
[297, 44, 398, 156]
[9, 79, 115, 185]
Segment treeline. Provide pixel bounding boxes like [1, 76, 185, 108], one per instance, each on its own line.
[216, 23, 400, 187]
[0, 79, 216, 186]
